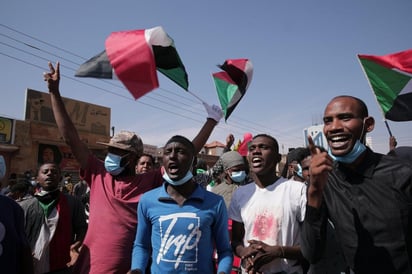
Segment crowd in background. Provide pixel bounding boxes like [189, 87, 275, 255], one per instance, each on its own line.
[0, 62, 411, 274]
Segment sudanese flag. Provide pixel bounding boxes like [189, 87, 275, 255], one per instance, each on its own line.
[213, 59, 253, 121]
[358, 49, 412, 121]
[75, 26, 188, 100]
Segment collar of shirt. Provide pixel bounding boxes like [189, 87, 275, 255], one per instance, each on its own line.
[158, 183, 205, 203]
[336, 148, 379, 181]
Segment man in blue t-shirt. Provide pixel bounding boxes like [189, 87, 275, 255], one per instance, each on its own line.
[131, 135, 233, 274]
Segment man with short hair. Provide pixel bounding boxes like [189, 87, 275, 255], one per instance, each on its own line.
[131, 135, 233, 274]
[135, 153, 155, 174]
[19, 163, 87, 273]
[229, 134, 307, 273]
[281, 147, 308, 181]
[301, 95, 412, 273]
[44, 61, 223, 273]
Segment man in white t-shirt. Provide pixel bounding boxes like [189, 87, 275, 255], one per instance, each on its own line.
[229, 134, 307, 274]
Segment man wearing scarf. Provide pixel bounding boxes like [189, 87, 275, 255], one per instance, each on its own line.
[19, 163, 87, 274]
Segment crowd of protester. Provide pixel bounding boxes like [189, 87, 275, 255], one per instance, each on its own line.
[0, 62, 411, 274]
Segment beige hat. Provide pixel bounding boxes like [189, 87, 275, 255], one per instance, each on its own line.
[221, 151, 245, 170]
[97, 130, 143, 155]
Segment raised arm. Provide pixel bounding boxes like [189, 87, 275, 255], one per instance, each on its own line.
[224, 134, 234, 152]
[44, 62, 90, 169]
[191, 102, 223, 154]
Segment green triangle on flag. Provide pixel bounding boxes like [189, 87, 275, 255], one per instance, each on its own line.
[212, 59, 253, 121]
[359, 58, 411, 114]
[358, 49, 412, 121]
[213, 73, 239, 119]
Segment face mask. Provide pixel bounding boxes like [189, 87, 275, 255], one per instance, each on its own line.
[163, 170, 194, 186]
[328, 118, 368, 164]
[328, 139, 367, 164]
[0, 155, 6, 180]
[104, 153, 128, 175]
[294, 164, 303, 179]
[230, 170, 246, 183]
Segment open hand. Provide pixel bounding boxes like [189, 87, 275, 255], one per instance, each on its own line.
[203, 102, 223, 122]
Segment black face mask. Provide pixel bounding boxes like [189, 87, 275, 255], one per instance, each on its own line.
[35, 188, 60, 204]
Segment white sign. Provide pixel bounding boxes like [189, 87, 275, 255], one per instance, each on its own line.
[303, 125, 328, 150]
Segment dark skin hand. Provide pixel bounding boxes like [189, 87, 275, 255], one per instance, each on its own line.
[226, 134, 234, 149]
[244, 240, 304, 274]
[44, 61, 60, 92]
[67, 241, 82, 267]
[307, 135, 333, 208]
[238, 245, 260, 273]
[244, 240, 283, 273]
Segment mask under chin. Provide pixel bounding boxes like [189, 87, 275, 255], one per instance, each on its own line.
[328, 140, 366, 164]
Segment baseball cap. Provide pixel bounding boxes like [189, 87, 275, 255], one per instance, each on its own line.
[97, 130, 143, 155]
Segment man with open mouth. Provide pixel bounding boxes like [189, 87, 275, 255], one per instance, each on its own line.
[301, 95, 412, 273]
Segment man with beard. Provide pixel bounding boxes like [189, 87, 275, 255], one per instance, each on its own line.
[301, 95, 412, 273]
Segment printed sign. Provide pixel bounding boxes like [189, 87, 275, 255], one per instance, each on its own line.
[25, 89, 110, 136]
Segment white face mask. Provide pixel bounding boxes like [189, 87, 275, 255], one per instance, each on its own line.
[162, 170, 194, 186]
[162, 156, 194, 186]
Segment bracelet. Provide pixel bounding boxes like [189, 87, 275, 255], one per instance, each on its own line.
[280, 246, 285, 258]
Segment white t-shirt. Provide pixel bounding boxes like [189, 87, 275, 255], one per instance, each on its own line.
[228, 177, 307, 274]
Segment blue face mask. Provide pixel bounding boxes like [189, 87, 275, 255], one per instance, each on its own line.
[294, 164, 303, 179]
[163, 169, 194, 186]
[328, 139, 367, 164]
[104, 153, 128, 176]
[230, 170, 246, 183]
[0, 155, 5, 180]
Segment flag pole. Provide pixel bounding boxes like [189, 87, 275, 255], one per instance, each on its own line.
[357, 55, 393, 137]
[187, 90, 206, 104]
[384, 120, 393, 137]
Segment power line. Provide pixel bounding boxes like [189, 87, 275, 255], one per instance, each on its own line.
[0, 23, 87, 60]
[0, 24, 305, 147]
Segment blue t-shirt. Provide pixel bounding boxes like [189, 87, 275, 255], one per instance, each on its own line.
[132, 183, 233, 273]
